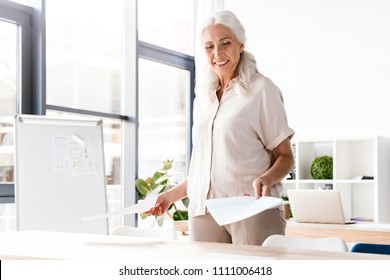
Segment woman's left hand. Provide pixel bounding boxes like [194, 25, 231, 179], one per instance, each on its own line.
[252, 176, 271, 199]
[251, 138, 295, 199]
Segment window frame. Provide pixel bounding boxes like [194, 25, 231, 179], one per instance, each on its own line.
[0, 0, 35, 203]
[0, 0, 34, 114]
[0, 1, 196, 230]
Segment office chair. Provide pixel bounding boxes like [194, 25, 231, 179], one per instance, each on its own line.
[110, 226, 178, 240]
[350, 243, 390, 255]
[262, 234, 349, 252]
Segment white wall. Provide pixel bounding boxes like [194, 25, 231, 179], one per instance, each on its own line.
[225, 0, 390, 140]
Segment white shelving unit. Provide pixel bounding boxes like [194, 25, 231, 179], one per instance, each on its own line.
[282, 136, 390, 223]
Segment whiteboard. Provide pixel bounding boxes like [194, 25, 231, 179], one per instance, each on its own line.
[14, 114, 109, 234]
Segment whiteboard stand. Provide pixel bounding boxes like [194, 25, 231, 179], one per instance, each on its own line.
[14, 114, 109, 234]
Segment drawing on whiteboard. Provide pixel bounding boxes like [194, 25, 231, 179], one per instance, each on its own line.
[52, 135, 96, 175]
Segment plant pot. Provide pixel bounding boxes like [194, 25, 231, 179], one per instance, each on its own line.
[283, 201, 291, 220]
[174, 220, 188, 235]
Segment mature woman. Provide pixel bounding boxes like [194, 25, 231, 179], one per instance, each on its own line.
[146, 10, 295, 245]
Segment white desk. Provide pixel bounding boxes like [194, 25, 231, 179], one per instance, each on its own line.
[0, 231, 390, 260]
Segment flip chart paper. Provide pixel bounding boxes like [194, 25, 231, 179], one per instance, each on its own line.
[83, 195, 157, 221]
[204, 196, 283, 226]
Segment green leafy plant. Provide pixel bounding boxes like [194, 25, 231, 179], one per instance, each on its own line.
[135, 159, 189, 226]
[310, 156, 333, 179]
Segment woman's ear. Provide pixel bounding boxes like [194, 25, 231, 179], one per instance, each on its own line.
[240, 44, 244, 53]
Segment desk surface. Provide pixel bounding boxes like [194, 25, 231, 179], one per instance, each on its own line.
[0, 231, 390, 260]
[286, 221, 390, 245]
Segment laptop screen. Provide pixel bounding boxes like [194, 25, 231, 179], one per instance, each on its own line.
[287, 190, 350, 224]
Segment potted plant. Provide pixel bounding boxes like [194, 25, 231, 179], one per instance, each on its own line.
[281, 195, 292, 219]
[310, 155, 333, 179]
[135, 159, 189, 234]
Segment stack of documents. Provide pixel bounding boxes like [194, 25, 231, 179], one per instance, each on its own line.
[205, 196, 283, 225]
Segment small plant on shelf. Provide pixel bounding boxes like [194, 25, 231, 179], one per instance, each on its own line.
[135, 159, 189, 227]
[310, 156, 333, 180]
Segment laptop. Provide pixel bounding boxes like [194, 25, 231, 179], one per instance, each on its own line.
[287, 189, 355, 224]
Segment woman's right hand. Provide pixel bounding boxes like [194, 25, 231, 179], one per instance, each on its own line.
[144, 193, 171, 217]
[144, 179, 188, 217]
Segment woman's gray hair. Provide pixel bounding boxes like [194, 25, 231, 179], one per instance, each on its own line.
[195, 10, 259, 100]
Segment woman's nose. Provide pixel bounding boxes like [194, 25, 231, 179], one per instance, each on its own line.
[214, 45, 223, 57]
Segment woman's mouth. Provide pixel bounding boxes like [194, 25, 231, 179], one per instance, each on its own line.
[214, 60, 228, 66]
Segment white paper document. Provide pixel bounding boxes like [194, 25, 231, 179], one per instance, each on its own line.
[204, 196, 283, 226]
[83, 195, 157, 221]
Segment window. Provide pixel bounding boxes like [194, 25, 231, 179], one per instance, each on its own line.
[137, 1, 195, 211]
[0, 21, 17, 117]
[138, 0, 194, 55]
[46, 0, 195, 229]
[138, 58, 190, 183]
[0, 0, 35, 229]
[0, 0, 195, 232]
[0, 21, 17, 203]
[46, 0, 122, 114]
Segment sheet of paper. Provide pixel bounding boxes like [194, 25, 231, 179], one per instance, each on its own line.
[52, 135, 96, 176]
[204, 196, 282, 226]
[83, 195, 157, 221]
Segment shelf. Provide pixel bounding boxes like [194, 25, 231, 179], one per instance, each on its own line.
[296, 179, 333, 184]
[336, 179, 375, 184]
[284, 136, 390, 223]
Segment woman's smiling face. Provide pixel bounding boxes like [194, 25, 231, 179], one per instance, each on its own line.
[202, 23, 243, 80]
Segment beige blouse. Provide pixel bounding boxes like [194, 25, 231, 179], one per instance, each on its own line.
[187, 73, 295, 217]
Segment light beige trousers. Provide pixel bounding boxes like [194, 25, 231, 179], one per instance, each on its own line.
[189, 208, 286, 245]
